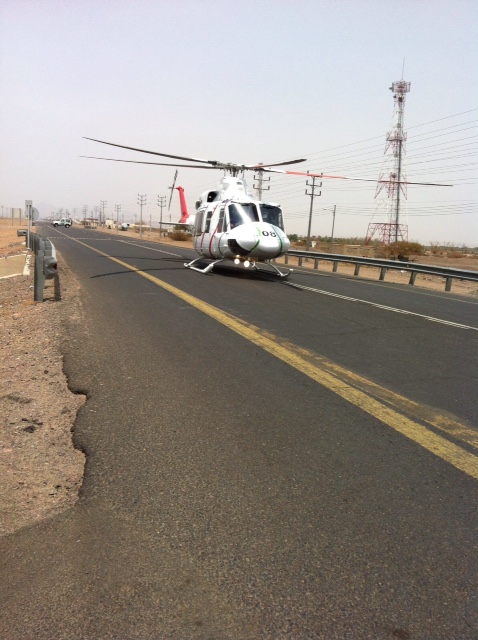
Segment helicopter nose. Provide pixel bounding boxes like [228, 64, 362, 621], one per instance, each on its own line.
[229, 225, 261, 253]
[229, 223, 289, 259]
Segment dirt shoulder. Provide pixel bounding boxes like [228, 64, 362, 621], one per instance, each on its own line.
[0, 220, 85, 537]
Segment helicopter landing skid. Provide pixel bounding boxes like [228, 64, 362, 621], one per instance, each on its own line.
[184, 257, 292, 278]
[184, 257, 226, 274]
[252, 262, 293, 279]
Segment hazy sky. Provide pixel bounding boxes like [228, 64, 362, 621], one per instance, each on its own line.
[1, 0, 477, 245]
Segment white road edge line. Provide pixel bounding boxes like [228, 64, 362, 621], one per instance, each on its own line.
[284, 281, 478, 331]
[118, 240, 182, 257]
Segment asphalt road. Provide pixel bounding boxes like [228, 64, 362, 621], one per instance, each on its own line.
[1, 224, 477, 639]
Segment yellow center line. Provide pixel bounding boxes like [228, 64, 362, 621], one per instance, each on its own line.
[72, 239, 478, 480]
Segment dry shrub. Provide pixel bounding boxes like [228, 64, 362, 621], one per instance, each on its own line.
[169, 231, 192, 241]
[378, 241, 425, 260]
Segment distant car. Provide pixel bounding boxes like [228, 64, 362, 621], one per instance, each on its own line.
[119, 223, 129, 231]
[52, 218, 72, 228]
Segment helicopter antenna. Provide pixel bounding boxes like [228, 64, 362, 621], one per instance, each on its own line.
[168, 170, 178, 210]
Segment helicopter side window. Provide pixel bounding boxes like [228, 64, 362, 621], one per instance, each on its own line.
[204, 210, 213, 233]
[259, 204, 284, 230]
[195, 210, 204, 235]
[217, 207, 225, 232]
[227, 203, 259, 229]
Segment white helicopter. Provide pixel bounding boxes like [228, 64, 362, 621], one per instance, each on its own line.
[82, 137, 450, 277]
[172, 174, 292, 276]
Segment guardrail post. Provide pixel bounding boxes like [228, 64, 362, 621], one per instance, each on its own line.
[34, 239, 45, 302]
[284, 254, 289, 265]
[29, 232, 38, 252]
[285, 249, 478, 292]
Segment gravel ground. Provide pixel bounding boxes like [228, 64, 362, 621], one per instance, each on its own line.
[0, 227, 85, 537]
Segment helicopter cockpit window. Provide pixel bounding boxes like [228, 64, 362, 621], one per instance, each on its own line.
[259, 204, 284, 230]
[227, 203, 259, 229]
[207, 191, 219, 203]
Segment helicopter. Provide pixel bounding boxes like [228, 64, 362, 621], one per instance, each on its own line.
[82, 137, 451, 277]
[171, 174, 292, 276]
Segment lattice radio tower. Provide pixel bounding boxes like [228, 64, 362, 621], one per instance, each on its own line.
[366, 79, 411, 244]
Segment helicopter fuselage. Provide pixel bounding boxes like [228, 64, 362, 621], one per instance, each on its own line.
[183, 176, 290, 271]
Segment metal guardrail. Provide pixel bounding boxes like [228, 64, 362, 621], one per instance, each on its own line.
[284, 250, 478, 292]
[28, 233, 58, 302]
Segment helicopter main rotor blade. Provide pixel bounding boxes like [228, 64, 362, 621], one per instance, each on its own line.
[84, 138, 307, 170]
[245, 158, 307, 169]
[261, 167, 452, 186]
[80, 156, 218, 169]
[83, 137, 218, 165]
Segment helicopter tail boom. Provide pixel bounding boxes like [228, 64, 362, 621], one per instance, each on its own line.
[176, 186, 189, 223]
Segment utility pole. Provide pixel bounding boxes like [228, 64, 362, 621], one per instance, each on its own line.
[100, 200, 107, 226]
[157, 195, 166, 236]
[253, 165, 270, 200]
[305, 173, 322, 251]
[330, 205, 336, 249]
[115, 204, 121, 234]
[137, 194, 146, 238]
[82, 205, 88, 224]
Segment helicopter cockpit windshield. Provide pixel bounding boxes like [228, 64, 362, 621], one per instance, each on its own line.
[259, 204, 284, 230]
[227, 203, 260, 229]
[227, 202, 285, 231]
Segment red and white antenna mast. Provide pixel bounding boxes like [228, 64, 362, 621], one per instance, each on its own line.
[366, 78, 411, 244]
